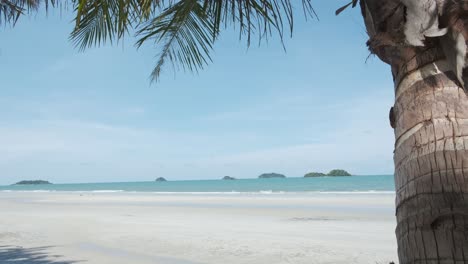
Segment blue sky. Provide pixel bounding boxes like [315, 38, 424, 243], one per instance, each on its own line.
[0, 1, 395, 184]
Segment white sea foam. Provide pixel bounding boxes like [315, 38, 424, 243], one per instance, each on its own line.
[0, 190, 54, 193]
[90, 190, 125, 193]
[316, 191, 395, 195]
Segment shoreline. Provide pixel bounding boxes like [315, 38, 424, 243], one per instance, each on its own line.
[0, 191, 398, 264]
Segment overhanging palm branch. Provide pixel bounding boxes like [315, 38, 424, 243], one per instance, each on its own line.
[70, 0, 317, 82]
[70, 0, 156, 50]
[1, 0, 37, 25]
[0, 0, 57, 25]
[135, 0, 215, 80]
[4, 0, 317, 82]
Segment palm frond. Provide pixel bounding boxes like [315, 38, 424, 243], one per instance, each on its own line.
[202, 0, 316, 46]
[69, 0, 163, 51]
[0, 0, 23, 25]
[0, 0, 40, 25]
[135, 0, 317, 82]
[0, 0, 60, 25]
[136, 0, 214, 82]
[6, 0, 317, 82]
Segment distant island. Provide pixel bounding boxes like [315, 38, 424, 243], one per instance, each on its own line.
[222, 176, 236, 180]
[328, 169, 352, 176]
[304, 172, 326, 177]
[155, 177, 167, 182]
[259, 173, 286, 179]
[14, 180, 52, 185]
[304, 169, 352, 178]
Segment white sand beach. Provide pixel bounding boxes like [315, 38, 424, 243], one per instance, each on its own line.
[0, 192, 398, 264]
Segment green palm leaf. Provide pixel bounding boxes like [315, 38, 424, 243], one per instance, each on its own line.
[135, 0, 215, 81]
[0, 0, 38, 25]
[134, 0, 317, 82]
[0, 0, 59, 25]
[71, 0, 131, 50]
[4, 0, 317, 82]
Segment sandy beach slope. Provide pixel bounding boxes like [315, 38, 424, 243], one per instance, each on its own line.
[0, 192, 398, 264]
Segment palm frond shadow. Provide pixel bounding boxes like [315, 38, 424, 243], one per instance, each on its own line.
[0, 245, 83, 264]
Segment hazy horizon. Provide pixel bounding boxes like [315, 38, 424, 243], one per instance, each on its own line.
[3, 173, 395, 185]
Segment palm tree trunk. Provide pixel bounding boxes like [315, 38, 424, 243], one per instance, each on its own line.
[394, 59, 468, 263]
[360, 0, 468, 263]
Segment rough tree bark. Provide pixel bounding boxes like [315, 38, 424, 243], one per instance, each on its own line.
[359, 0, 468, 263]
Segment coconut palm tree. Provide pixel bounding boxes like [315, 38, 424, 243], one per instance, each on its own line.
[2, 0, 468, 263]
[358, 1, 468, 262]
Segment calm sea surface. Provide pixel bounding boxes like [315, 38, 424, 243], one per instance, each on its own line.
[0, 175, 394, 193]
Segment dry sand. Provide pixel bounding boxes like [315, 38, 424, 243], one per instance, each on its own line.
[0, 192, 398, 264]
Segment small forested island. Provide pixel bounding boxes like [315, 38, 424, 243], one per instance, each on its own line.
[14, 180, 51, 185]
[304, 169, 352, 178]
[222, 176, 236, 180]
[327, 169, 352, 176]
[304, 172, 326, 177]
[155, 177, 167, 182]
[328, 170, 351, 176]
[258, 173, 286, 179]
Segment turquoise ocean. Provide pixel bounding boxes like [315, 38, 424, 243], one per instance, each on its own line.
[0, 175, 394, 193]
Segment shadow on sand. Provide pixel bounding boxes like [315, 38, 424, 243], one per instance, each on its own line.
[0, 246, 83, 264]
